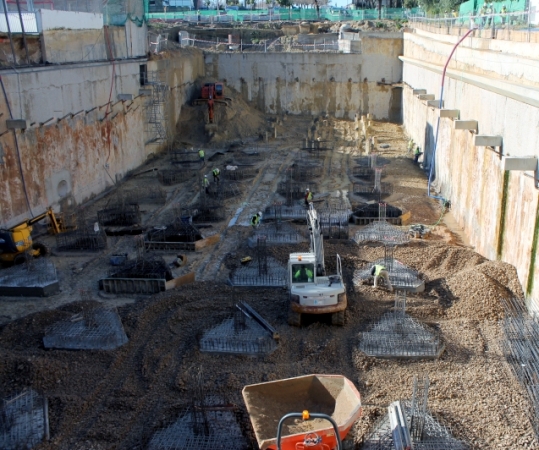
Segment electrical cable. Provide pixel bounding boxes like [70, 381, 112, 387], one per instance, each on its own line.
[0, 74, 33, 218]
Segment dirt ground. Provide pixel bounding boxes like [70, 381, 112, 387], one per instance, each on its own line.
[0, 102, 536, 449]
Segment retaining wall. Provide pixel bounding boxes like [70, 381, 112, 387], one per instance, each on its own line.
[204, 33, 403, 120]
[402, 28, 539, 306]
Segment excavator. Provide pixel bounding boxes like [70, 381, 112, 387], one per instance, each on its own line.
[193, 82, 231, 132]
[287, 205, 347, 327]
[0, 208, 69, 265]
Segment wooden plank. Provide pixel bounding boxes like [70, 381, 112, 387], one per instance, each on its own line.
[194, 234, 220, 250]
[400, 211, 412, 226]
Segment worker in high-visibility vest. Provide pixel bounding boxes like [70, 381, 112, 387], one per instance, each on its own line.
[294, 265, 314, 283]
[407, 138, 414, 154]
[212, 168, 220, 183]
[304, 188, 313, 207]
[251, 211, 262, 228]
[370, 264, 393, 291]
[202, 175, 210, 194]
[198, 149, 205, 165]
[414, 146, 423, 164]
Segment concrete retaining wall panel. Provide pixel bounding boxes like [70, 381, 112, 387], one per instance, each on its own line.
[36, 10, 103, 31]
[205, 36, 402, 120]
[403, 28, 539, 305]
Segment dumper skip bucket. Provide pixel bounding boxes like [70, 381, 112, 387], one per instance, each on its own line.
[242, 374, 362, 450]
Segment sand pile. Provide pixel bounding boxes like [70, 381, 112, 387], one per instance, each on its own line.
[176, 80, 267, 145]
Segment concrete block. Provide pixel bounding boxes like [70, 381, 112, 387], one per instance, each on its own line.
[474, 135, 503, 147]
[6, 119, 27, 129]
[440, 109, 459, 118]
[427, 100, 443, 108]
[117, 94, 133, 101]
[413, 89, 427, 95]
[454, 120, 478, 130]
[139, 88, 152, 96]
[418, 94, 434, 101]
[503, 156, 538, 171]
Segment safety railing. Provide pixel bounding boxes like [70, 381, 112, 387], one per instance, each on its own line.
[407, 10, 530, 30]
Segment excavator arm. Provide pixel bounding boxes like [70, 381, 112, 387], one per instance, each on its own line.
[27, 208, 63, 234]
[307, 205, 325, 276]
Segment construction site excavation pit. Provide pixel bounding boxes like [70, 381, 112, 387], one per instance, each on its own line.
[0, 114, 536, 450]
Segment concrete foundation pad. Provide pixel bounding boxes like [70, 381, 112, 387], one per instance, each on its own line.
[439, 109, 459, 118]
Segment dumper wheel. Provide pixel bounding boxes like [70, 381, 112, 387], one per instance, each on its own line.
[288, 310, 302, 327]
[331, 310, 345, 326]
[13, 254, 27, 265]
[32, 242, 50, 257]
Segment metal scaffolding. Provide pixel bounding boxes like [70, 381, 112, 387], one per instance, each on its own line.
[501, 297, 539, 442]
[0, 390, 49, 450]
[43, 307, 128, 350]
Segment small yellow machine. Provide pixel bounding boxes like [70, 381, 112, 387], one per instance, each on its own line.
[0, 208, 68, 265]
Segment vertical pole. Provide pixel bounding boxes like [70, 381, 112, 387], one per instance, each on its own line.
[43, 397, 50, 441]
[2, 0, 18, 65]
[14, 0, 30, 64]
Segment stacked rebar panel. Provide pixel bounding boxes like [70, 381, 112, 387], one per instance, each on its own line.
[56, 227, 108, 251]
[43, 307, 128, 350]
[199, 310, 278, 355]
[0, 390, 48, 450]
[501, 297, 539, 442]
[0, 258, 59, 297]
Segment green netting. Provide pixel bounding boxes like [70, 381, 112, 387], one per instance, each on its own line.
[457, 0, 527, 25]
[105, 0, 146, 26]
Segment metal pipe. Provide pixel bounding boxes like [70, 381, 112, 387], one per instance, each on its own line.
[427, 27, 477, 202]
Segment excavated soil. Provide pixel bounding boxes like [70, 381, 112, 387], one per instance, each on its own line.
[0, 113, 536, 450]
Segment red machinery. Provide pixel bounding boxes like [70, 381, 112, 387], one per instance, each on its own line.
[193, 82, 231, 130]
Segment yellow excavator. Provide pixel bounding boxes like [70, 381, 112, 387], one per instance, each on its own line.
[0, 208, 69, 265]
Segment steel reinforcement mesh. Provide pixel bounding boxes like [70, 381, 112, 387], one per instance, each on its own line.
[352, 181, 393, 198]
[109, 256, 172, 281]
[56, 228, 108, 251]
[353, 258, 424, 291]
[277, 181, 319, 200]
[222, 167, 259, 181]
[148, 407, 248, 450]
[146, 221, 203, 243]
[183, 204, 226, 223]
[199, 311, 278, 355]
[0, 390, 47, 450]
[43, 308, 128, 350]
[359, 312, 444, 359]
[158, 169, 198, 186]
[264, 205, 307, 221]
[248, 223, 305, 247]
[97, 203, 141, 226]
[229, 257, 287, 287]
[318, 208, 351, 239]
[0, 258, 58, 288]
[353, 221, 409, 246]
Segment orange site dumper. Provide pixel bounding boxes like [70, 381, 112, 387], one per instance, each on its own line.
[242, 374, 362, 450]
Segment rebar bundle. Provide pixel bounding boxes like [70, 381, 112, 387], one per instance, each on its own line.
[353, 258, 424, 292]
[56, 228, 108, 251]
[158, 169, 197, 186]
[501, 297, 539, 442]
[43, 307, 128, 350]
[97, 203, 141, 226]
[0, 390, 48, 450]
